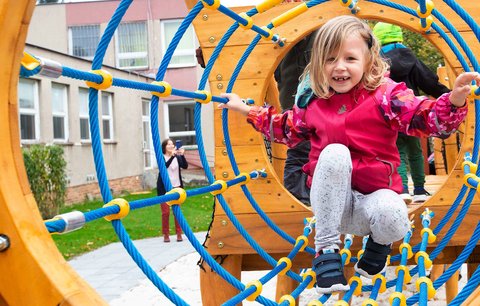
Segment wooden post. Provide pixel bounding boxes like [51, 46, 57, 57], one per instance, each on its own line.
[200, 254, 242, 305]
[446, 268, 459, 303]
[468, 263, 479, 280]
[275, 270, 299, 303]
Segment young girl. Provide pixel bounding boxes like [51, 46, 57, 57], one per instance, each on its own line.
[156, 139, 188, 242]
[219, 15, 479, 293]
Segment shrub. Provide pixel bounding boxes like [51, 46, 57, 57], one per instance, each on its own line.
[23, 145, 67, 219]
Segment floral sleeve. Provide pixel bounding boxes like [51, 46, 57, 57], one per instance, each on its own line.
[378, 80, 468, 138]
[246, 105, 311, 148]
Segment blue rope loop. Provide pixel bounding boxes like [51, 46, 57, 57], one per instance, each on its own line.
[28, 0, 480, 304]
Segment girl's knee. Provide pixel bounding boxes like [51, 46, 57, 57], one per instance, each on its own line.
[315, 144, 352, 175]
[370, 190, 410, 244]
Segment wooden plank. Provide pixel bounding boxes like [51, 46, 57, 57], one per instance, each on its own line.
[207, 203, 480, 256]
[199, 254, 242, 306]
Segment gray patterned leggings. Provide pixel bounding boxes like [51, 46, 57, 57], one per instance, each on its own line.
[311, 144, 410, 252]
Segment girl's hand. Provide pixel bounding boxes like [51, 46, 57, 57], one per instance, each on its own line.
[450, 72, 480, 107]
[176, 148, 185, 155]
[218, 93, 251, 116]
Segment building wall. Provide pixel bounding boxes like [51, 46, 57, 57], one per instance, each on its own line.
[23, 1, 215, 203]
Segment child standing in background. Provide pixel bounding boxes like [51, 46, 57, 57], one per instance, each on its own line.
[219, 15, 477, 293]
[373, 22, 451, 204]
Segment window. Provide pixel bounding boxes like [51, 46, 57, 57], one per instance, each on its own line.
[116, 22, 148, 69]
[161, 19, 196, 68]
[101, 92, 114, 140]
[79, 88, 90, 141]
[18, 78, 40, 142]
[142, 99, 155, 169]
[69, 25, 100, 59]
[164, 100, 196, 147]
[52, 83, 69, 141]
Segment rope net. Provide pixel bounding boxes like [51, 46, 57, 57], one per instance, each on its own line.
[20, 0, 480, 304]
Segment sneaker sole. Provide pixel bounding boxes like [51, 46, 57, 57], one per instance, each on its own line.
[413, 194, 428, 203]
[354, 262, 386, 279]
[315, 283, 350, 294]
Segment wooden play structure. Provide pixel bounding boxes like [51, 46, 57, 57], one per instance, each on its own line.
[185, 0, 480, 304]
[1, 0, 480, 305]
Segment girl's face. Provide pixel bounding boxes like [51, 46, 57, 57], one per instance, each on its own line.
[324, 33, 368, 94]
[165, 140, 175, 154]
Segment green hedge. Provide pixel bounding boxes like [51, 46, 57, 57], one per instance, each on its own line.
[23, 145, 67, 219]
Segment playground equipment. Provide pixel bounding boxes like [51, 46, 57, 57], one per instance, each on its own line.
[1, 0, 480, 305]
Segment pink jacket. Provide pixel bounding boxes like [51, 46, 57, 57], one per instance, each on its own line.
[247, 78, 467, 194]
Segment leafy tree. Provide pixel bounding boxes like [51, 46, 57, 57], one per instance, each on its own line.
[403, 30, 445, 73]
[23, 145, 67, 219]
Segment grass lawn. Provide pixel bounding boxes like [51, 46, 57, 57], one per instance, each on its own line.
[52, 187, 214, 260]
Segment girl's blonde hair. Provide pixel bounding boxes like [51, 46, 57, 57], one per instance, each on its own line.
[302, 15, 388, 99]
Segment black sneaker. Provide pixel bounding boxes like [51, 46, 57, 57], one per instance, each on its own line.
[354, 237, 391, 278]
[312, 250, 350, 294]
[413, 187, 431, 203]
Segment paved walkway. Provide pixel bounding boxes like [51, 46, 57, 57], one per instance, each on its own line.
[68, 232, 207, 302]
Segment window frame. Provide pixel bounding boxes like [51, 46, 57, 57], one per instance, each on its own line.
[162, 100, 197, 149]
[142, 99, 155, 169]
[68, 24, 100, 60]
[101, 92, 114, 141]
[51, 82, 69, 142]
[78, 87, 91, 142]
[115, 21, 148, 70]
[160, 19, 196, 68]
[18, 78, 40, 143]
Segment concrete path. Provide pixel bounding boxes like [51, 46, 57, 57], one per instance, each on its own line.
[68, 232, 207, 302]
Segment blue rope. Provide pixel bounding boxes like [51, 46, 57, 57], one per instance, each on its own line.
[407, 221, 480, 305]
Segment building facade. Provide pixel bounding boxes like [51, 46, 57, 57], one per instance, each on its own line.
[22, 0, 214, 203]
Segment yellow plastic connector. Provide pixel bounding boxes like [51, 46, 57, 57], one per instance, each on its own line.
[210, 180, 227, 195]
[201, 0, 220, 10]
[238, 12, 253, 29]
[301, 269, 316, 289]
[307, 300, 323, 306]
[236, 172, 251, 185]
[245, 280, 263, 301]
[420, 16, 434, 31]
[415, 251, 433, 269]
[256, 0, 283, 13]
[86, 70, 113, 90]
[469, 85, 480, 100]
[21, 52, 41, 70]
[277, 257, 292, 275]
[334, 301, 349, 306]
[464, 172, 480, 189]
[151, 81, 172, 98]
[271, 2, 308, 27]
[103, 198, 130, 221]
[372, 274, 387, 293]
[295, 235, 308, 252]
[166, 187, 187, 206]
[399, 242, 413, 259]
[415, 276, 436, 299]
[421, 228, 437, 244]
[416, 0, 434, 18]
[339, 0, 353, 7]
[194, 90, 212, 104]
[462, 160, 478, 174]
[357, 249, 364, 259]
[348, 276, 362, 296]
[396, 266, 412, 284]
[339, 249, 352, 265]
[361, 298, 377, 306]
[260, 26, 274, 40]
[279, 294, 295, 305]
[389, 292, 407, 306]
